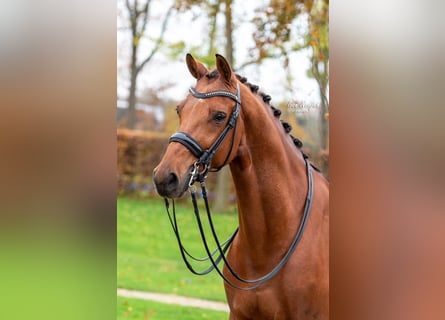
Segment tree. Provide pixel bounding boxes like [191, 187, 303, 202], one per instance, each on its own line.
[307, 1, 329, 173]
[174, 0, 222, 61]
[123, 0, 174, 129]
[250, 0, 329, 173]
[213, 0, 234, 213]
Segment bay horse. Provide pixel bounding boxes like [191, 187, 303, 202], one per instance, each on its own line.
[153, 54, 329, 319]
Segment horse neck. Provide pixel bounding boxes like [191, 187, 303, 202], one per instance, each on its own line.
[229, 87, 309, 263]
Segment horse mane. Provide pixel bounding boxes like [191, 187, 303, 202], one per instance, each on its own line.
[204, 69, 309, 159]
[233, 74, 308, 157]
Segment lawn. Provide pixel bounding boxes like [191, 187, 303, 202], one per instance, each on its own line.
[117, 296, 228, 320]
[117, 196, 238, 302]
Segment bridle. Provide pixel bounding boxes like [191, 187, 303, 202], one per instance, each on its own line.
[169, 83, 241, 185]
[164, 83, 314, 290]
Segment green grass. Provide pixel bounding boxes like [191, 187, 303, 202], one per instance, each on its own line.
[117, 296, 228, 320]
[117, 196, 238, 302]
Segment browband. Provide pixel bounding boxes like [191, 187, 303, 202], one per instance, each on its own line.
[189, 86, 241, 104]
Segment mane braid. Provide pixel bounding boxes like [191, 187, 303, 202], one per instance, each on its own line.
[234, 73, 305, 151]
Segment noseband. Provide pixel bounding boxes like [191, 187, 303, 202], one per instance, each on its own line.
[169, 83, 241, 185]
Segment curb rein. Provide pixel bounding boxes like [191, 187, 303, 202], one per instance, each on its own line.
[164, 83, 314, 290]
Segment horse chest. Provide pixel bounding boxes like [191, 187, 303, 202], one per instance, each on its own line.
[226, 279, 325, 320]
[227, 287, 291, 319]
[228, 290, 267, 319]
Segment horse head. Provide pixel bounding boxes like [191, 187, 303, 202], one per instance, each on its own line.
[153, 54, 244, 198]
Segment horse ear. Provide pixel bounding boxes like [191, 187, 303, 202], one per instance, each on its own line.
[215, 54, 232, 84]
[186, 53, 207, 80]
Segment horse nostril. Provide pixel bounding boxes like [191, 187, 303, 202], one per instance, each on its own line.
[166, 172, 178, 190]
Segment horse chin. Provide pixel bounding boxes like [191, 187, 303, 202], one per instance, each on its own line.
[169, 183, 189, 199]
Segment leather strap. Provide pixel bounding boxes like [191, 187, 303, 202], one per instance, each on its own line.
[169, 132, 204, 159]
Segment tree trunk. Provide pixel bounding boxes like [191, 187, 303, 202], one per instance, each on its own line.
[213, 166, 231, 212]
[317, 61, 329, 177]
[213, 0, 234, 213]
[224, 0, 233, 66]
[319, 88, 329, 177]
[127, 43, 138, 129]
[319, 83, 328, 150]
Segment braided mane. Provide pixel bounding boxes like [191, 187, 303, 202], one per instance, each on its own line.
[204, 69, 306, 156]
[234, 74, 305, 153]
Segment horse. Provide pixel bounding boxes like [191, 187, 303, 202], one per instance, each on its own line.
[153, 53, 329, 319]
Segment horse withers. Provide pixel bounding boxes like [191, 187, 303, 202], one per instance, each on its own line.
[153, 54, 329, 320]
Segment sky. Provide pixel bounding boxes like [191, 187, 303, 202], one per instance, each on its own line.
[117, 0, 322, 106]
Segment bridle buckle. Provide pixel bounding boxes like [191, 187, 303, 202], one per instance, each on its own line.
[189, 161, 209, 189]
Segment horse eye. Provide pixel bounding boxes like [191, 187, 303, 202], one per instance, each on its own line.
[213, 112, 227, 123]
[175, 106, 180, 116]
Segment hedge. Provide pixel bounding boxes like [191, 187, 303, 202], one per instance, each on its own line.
[117, 129, 169, 195]
[117, 129, 226, 198]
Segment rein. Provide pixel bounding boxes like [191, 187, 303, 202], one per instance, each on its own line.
[164, 84, 314, 290]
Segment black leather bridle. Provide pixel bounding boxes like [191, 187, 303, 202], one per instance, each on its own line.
[169, 83, 241, 185]
[164, 83, 314, 290]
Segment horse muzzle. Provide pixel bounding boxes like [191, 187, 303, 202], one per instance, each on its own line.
[153, 166, 192, 198]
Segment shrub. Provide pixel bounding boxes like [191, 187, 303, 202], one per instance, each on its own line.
[117, 129, 169, 195]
